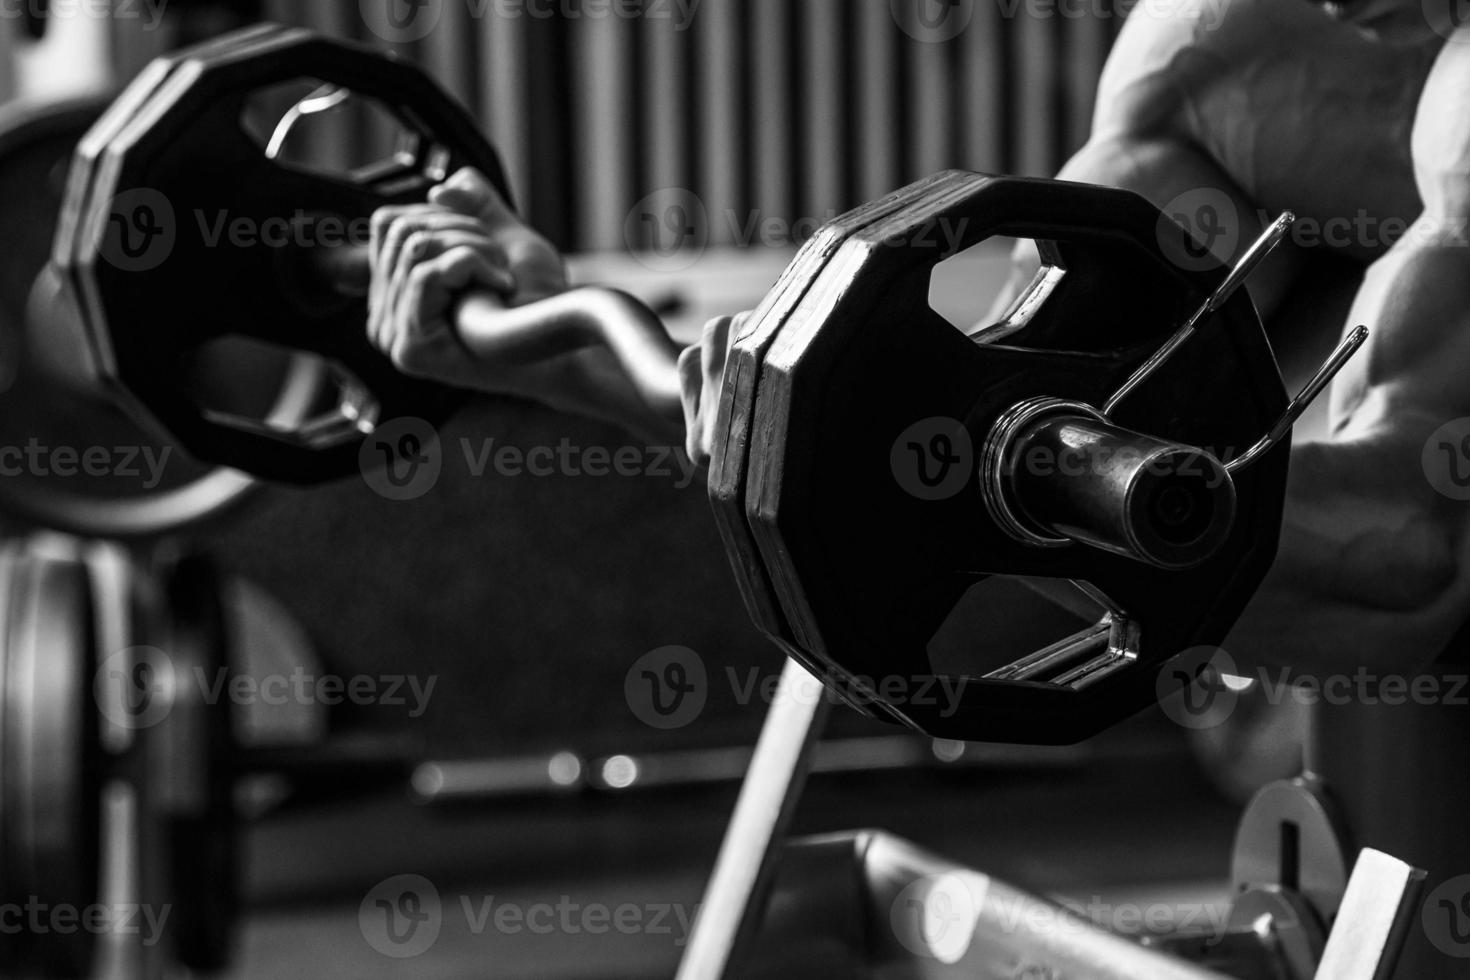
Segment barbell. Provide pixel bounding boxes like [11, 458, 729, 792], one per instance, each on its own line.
[16, 24, 1366, 744]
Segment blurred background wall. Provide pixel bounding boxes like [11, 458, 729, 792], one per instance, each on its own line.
[0, 0, 1122, 252]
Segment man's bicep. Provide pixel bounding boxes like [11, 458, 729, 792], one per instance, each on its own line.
[1333, 235, 1470, 432]
[1412, 37, 1470, 221]
[1364, 37, 1470, 426]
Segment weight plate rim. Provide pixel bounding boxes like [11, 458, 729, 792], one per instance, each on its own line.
[708, 172, 964, 664]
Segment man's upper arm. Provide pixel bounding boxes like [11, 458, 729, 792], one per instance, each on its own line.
[1336, 36, 1470, 430]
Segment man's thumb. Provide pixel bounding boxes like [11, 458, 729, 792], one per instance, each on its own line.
[429, 167, 514, 221]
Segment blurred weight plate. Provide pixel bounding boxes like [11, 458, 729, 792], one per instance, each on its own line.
[0, 96, 263, 538]
[0, 538, 100, 977]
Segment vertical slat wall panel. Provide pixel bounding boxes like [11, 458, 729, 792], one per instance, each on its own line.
[697, 0, 741, 246]
[259, 0, 291, 26]
[424, 0, 475, 111]
[572, 10, 634, 250]
[482, 12, 533, 210]
[1012, 12, 1058, 177]
[108, 8, 171, 84]
[275, 3, 345, 33]
[961, 0, 1006, 175]
[135, 4, 1126, 253]
[799, 0, 844, 223]
[900, 24, 952, 181]
[644, 13, 690, 209]
[522, 14, 574, 246]
[1064, 14, 1110, 154]
[749, 0, 793, 223]
[854, 3, 899, 203]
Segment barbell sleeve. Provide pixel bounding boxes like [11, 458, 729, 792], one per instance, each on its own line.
[983, 398, 1237, 570]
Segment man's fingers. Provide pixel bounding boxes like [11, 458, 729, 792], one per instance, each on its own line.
[375, 219, 508, 345]
[700, 312, 745, 463]
[677, 343, 705, 467]
[381, 211, 488, 289]
[680, 313, 747, 468]
[374, 227, 506, 362]
[371, 207, 477, 340]
[429, 167, 518, 226]
[391, 245, 509, 372]
[388, 230, 512, 316]
[369, 204, 420, 341]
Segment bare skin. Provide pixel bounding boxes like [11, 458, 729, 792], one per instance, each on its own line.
[1026, 0, 1470, 672]
[371, 0, 1470, 673]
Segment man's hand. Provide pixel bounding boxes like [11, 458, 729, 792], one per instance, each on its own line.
[368, 167, 570, 393]
[677, 311, 747, 469]
[367, 168, 692, 449]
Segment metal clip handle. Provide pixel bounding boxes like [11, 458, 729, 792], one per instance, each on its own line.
[1226, 325, 1369, 474]
[1105, 212, 1296, 416]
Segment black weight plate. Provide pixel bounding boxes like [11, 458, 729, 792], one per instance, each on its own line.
[73, 27, 514, 483]
[0, 90, 260, 538]
[748, 173, 1289, 743]
[0, 539, 101, 978]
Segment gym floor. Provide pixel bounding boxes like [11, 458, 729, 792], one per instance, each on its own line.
[228, 714, 1236, 978]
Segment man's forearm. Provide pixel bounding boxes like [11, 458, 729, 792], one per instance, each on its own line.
[1229, 227, 1470, 672]
[1228, 434, 1461, 672]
